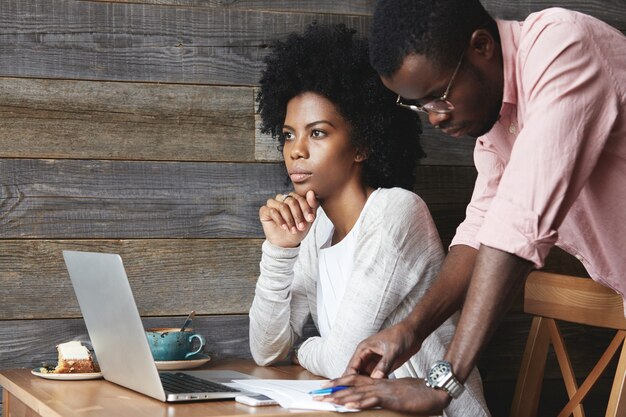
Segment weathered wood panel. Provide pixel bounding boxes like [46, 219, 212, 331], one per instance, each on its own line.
[255, 118, 282, 162]
[90, 0, 377, 15]
[482, 0, 626, 30]
[0, 315, 318, 369]
[0, 1, 621, 88]
[414, 166, 477, 203]
[0, 159, 285, 238]
[0, 1, 371, 85]
[0, 315, 252, 371]
[0, 239, 263, 320]
[81, 0, 626, 31]
[419, 131, 476, 166]
[415, 166, 477, 240]
[426, 205, 470, 241]
[0, 78, 475, 166]
[0, 78, 255, 161]
[0, 159, 475, 239]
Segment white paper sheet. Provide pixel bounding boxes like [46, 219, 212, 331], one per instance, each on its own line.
[230, 379, 359, 412]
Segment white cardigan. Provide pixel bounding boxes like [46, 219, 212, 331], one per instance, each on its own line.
[249, 188, 490, 416]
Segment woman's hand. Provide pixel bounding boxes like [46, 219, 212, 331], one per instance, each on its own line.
[259, 190, 318, 248]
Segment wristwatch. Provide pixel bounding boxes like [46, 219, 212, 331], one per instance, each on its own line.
[425, 360, 465, 399]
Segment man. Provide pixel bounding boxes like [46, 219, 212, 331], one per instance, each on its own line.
[320, 0, 626, 414]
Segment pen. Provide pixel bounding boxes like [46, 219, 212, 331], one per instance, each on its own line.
[308, 385, 351, 395]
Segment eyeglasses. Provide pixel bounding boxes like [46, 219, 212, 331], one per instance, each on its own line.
[396, 52, 464, 115]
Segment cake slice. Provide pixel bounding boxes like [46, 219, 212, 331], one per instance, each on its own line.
[52, 341, 98, 373]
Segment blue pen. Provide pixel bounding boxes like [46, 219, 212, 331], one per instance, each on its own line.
[308, 385, 351, 395]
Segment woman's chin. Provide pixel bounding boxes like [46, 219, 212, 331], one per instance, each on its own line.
[292, 184, 312, 196]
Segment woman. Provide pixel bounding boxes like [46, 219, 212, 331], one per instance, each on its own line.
[249, 24, 490, 416]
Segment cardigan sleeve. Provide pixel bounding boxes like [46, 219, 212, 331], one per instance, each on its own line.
[297, 189, 444, 378]
[248, 239, 315, 365]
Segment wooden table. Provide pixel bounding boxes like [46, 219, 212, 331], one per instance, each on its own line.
[0, 359, 425, 417]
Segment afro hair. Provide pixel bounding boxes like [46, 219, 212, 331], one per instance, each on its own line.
[257, 23, 424, 190]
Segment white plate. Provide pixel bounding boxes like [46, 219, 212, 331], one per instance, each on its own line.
[31, 368, 103, 381]
[155, 354, 211, 371]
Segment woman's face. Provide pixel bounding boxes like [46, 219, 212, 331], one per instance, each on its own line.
[282, 92, 363, 200]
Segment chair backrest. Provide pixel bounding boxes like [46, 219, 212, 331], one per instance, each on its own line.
[510, 271, 626, 417]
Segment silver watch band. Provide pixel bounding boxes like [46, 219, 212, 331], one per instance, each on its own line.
[442, 376, 465, 398]
[425, 360, 466, 399]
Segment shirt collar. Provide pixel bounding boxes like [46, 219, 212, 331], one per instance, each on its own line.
[496, 19, 521, 105]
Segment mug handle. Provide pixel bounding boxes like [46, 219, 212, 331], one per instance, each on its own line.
[185, 334, 206, 359]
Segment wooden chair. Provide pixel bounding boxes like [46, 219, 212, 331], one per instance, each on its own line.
[510, 271, 626, 417]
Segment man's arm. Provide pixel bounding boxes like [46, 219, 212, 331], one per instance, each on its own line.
[343, 244, 478, 378]
[445, 244, 532, 382]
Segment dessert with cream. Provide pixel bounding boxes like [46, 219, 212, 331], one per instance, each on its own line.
[43, 341, 99, 373]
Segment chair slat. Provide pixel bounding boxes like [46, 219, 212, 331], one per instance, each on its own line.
[607, 338, 626, 416]
[547, 318, 585, 417]
[510, 316, 551, 417]
[557, 331, 626, 417]
[524, 272, 626, 329]
[512, 272, 626, 417]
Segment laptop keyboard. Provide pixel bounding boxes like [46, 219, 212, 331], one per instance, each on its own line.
[160, 372, 241, 394]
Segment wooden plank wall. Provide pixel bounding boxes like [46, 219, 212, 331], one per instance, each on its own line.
[0, 1, 624, 415]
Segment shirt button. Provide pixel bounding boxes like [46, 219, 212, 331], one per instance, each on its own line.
[509, 124, 517, 134]
[575, 254, 584, 262]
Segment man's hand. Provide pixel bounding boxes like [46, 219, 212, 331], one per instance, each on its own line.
[318, 375, 450, 414]
[343, 320, 421, 378]
[259, 190, 318, 248]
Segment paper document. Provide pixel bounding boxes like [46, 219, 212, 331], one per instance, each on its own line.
[231, 379, 359, 412]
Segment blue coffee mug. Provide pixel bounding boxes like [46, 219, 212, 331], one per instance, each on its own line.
[146, 327, 206, 361]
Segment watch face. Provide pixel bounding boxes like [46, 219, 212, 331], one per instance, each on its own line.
[427, 361, 451, 386]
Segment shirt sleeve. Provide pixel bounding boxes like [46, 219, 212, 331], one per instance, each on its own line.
[451, 138, 505, 250]
[478, 16, 619, 266]
[297, 190, 445, 378]
[248, 239, 314, 365]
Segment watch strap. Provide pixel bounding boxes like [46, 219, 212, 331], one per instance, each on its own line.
[442, 375, 465, 398]
[425, 360, 465, 399]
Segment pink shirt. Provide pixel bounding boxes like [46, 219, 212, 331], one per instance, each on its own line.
[451, 9, 626, 305]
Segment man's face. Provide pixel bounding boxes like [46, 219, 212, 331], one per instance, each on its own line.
[382, 52, 502, 138]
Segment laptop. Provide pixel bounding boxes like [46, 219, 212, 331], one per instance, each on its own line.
[62, 250, 254, 402]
